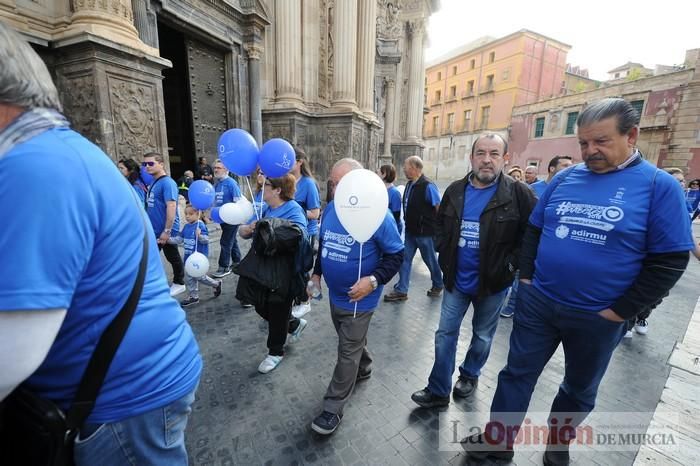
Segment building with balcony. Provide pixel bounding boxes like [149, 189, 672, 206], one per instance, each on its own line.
[508, 49, 700, 178]
[422, 29, 571, 180]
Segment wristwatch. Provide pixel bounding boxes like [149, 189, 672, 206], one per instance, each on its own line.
[369, 275, 378, 290]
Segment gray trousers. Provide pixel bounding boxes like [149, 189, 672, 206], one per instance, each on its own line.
[185, 272, 219, 298]
[323, 303, 374, 415]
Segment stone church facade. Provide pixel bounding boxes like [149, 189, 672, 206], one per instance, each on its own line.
[1, 0, 437, 181]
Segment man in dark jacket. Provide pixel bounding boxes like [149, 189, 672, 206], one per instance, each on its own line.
[411, 133, 536, 408]
[384, 156, 444, 302]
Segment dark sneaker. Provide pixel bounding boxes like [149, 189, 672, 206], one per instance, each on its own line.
[181, 296, 200, 307]
[211, 266, 232, 278]
[383, 291, 408, 302]
[213, 280, 222, 298]
[240, 301, 253, 309]
[426, 286, 443, 297]
[453, 376, 478, 398]
[356, 367, 372, 381]
[311, 411, 343, 435]
[231, 262, 240, 274]
[544, 445, 571, 466]
[410, 388, 450, 408]
[461, 433, 514, 461]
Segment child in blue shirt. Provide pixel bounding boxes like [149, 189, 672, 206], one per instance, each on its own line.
[170, 205, 222, 306]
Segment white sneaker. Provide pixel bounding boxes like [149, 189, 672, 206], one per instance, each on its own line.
[634, 319, 649, 335]
[291, 302, 311, 319]
[288, 318, 308, 344]
[624, 330, 634, 339]
[170, 283, 186, 296]
[258, 355, 283, 374]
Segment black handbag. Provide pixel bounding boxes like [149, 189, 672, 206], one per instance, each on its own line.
[0, 223, 149, 466]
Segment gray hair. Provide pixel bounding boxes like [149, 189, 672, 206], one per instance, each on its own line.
[577, 98, 638, 135]
[0, 22, 62, 111]
[332, 157, 363, 171]
[471, 133, 508, 156]
[405, 155, 423, 170]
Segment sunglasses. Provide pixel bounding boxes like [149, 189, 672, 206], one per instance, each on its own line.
[141, 161, 156, 167]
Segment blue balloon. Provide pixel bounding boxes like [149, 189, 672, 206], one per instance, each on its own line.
[210, 206, 222, 224]
[189, 180, 216, 210]
[259, 138, 295, 178]
[140, 166, 153, 185]
[218, 129, 259, 176]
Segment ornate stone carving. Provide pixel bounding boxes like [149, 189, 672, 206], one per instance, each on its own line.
[327, 127, 348, 159]
[318, 0, 334, 101]
[244, 44, 263, 61]
[60, 75, 99, 143]
[352, 127, 363, 161]
[407, 19, 424, 38]
[376, 0, 402, 39]
[109, 79, 157, 159]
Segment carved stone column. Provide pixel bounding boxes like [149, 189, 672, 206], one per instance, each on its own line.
[275, 0, 303, 103]
[246, 45, 264, 146]
[406, 20, 425, 141]
[331, 0, 358, 109]
[131, 0, 158, 48]
[382, 78, 396, 159]
[356, 0, 376, 116]
[64, 0, 150, 53]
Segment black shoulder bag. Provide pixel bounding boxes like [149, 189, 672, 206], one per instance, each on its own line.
[0, 222, 149, 466]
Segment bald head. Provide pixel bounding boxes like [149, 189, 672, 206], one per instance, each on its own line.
[329, 158, 363, 200]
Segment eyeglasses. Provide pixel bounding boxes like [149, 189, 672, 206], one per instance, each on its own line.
[214, 166, 225, 170]
[264, 181, 273, 187]
[142, 161, 156, 167]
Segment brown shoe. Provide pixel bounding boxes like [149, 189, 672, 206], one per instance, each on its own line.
[427, 287, 443, 297]
[383, 291, 408, 302]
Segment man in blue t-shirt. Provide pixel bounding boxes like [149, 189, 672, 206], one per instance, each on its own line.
[410, 133, 536, 409]
[384, 156, 444, 302]
[211, 160, 242, 278]
[144, 152, 185, 296]
[0, 24, 201, 465]
[308, 158, 404, 436]
[463, 98, 693, 465]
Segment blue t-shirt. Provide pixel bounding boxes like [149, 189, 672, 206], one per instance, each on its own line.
[387, 185, 403, 234]
[0, 127, 201, 423]
[686, 189, 700, 211]
[215, 177, 241, 206]
[262, 200, 308, 230]
[146, 176, 180, 236]
[320, 202, 404, 312]
[530, 161, 694, 311]
[403, 179, 441, 214]
[455, 183, 498, 295]
[132, 180, 147, 205]
[294, 176, 321, 236]
[180, 220, 209, 260]
[530, 180, 547, 198]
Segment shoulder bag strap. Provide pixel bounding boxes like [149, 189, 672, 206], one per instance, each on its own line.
[64, 212, 150, 430]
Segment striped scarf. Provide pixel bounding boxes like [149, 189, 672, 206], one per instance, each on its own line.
[0, 107, 69, 160]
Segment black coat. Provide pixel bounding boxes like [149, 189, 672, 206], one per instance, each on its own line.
[235, 218, 307, 314]
[435, 173, 536, 297]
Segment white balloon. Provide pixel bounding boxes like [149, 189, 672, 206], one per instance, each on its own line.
[220, 198, 254, 225]
[185, 252, 209, 278]
[396, 184, 405, 197]
[333, 169, 388, 243]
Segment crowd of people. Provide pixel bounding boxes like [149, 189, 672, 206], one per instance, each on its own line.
[2, 22, 699, 466]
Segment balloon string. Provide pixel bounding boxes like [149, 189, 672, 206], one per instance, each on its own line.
[244, 176, 261, 221]
[354, 242, 363, 318]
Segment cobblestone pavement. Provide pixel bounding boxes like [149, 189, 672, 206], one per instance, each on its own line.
[163, 224, 700, 466]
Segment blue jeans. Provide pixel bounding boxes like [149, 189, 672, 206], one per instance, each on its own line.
[488, 283, 625, 443]
[218, 223, 241, 268]
[496, 272, 519, 315]
[427, 287, 507, 397]
[394, 233, 443, 293]
[74, 389, 197, 466]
